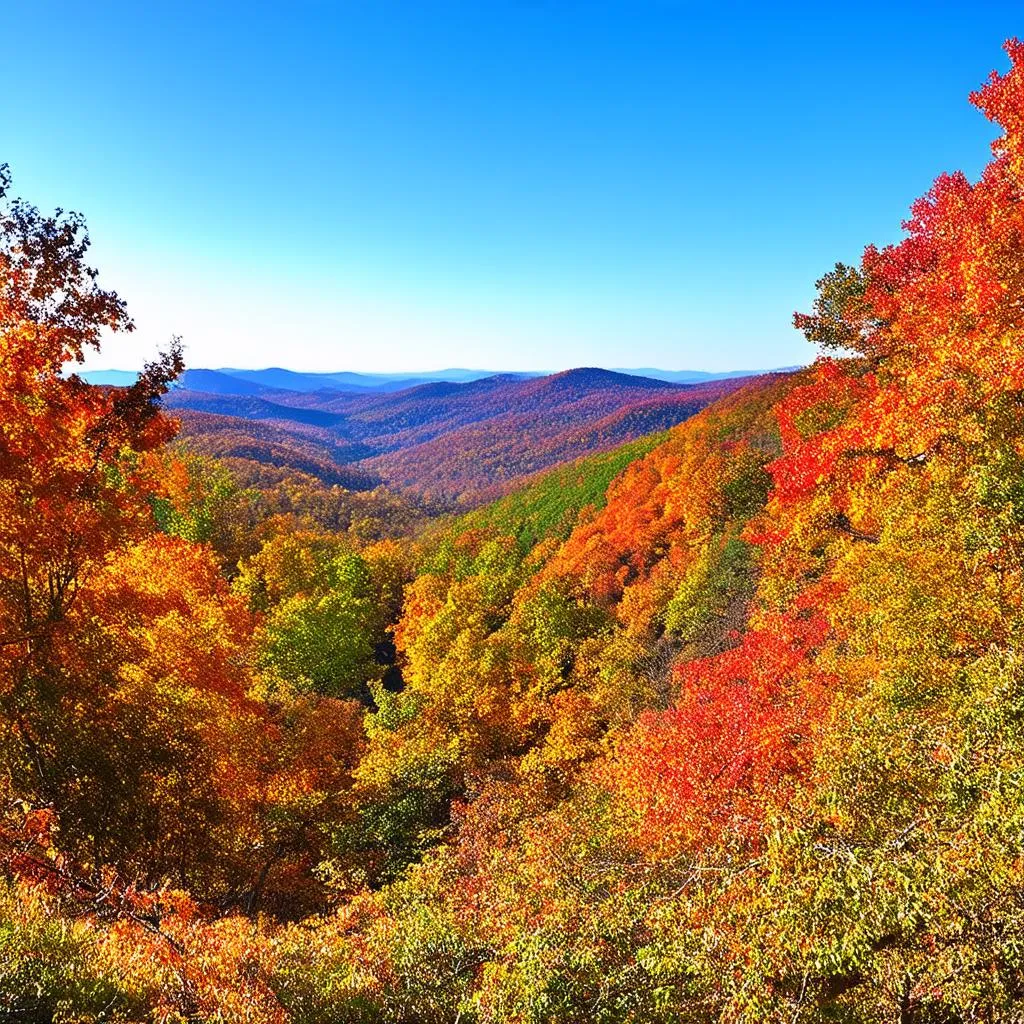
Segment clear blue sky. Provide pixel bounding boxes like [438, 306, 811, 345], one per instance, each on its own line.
[3, 1, 1018, 373]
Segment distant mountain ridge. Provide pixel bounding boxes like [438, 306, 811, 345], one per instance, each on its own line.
[614, 366, 801, 383]
[161, 365, 766, 504]
[80, 364, 796, 395]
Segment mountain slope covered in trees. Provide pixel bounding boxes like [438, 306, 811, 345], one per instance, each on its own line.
[2, 40, 1024, 1024]
[166, 368, 741, 504]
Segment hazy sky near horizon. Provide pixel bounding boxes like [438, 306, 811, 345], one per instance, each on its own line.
[4, 1, 1019, 372]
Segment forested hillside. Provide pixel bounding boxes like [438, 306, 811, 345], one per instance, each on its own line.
[2, 41, 1024, 1023]
[166, 368, 740, 504]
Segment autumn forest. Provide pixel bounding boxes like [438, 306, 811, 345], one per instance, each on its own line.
[4, 37, 1024, 1024]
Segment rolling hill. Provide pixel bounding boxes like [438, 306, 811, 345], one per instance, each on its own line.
[164, 367, 744, 504]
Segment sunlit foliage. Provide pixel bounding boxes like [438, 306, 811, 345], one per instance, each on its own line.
[4, 39, 1024, 1022]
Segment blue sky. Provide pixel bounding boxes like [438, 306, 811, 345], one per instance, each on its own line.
[3, 1, 1018, 372]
